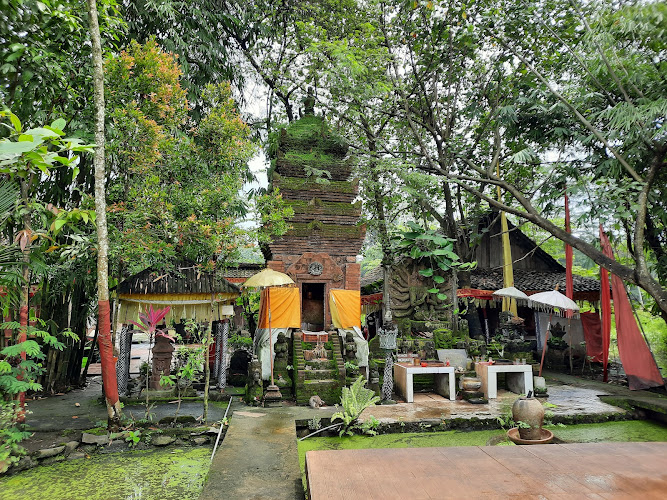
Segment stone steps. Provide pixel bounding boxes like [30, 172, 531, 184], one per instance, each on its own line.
[294, 330, 346, 405]
[303, 369, 338, 380]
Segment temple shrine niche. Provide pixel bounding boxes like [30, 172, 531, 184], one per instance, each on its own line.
[265, 101, 365, 329]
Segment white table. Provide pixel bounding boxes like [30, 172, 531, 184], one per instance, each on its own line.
[393, 363, 456, 402]
[475, 363, 533, 399]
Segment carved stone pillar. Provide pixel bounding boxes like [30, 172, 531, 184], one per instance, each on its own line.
[116, 324, 132, 396]
[218, 320, 229, 389]
[213, 321, 222, 381]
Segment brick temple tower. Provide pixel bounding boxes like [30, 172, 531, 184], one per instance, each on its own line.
[265, 104, 365, 330]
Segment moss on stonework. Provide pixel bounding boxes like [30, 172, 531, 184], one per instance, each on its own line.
[274, 174, 358, 194]
[286, 199, 362, 216]
[286, 222, 365, 239]
[268, 115, 348, 158]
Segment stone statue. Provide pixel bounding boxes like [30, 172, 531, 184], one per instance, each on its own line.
[344, 331, 357, 361]
[275, 331, 289, 361]
[246, 355, 263, 405]
[303, 87, 315, 116]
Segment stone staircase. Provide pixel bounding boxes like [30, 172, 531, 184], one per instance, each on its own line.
[293, 330, 345, 405]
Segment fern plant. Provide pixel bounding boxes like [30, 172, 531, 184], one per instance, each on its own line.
[332, 375, 381, 436]
[0, 315, 77, 471]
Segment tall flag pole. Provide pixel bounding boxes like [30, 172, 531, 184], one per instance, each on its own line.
[564, 190, 574, 372]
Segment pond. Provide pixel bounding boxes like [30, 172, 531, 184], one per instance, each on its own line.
[297, 420, 667, 488]
[0, 447, 210, 500]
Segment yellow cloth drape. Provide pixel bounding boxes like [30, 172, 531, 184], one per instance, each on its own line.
[258, 287, 301, 329]
[497, 165, 517, 316]
[329, 289, 361, 329]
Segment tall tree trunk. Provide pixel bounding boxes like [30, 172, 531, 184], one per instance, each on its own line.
[366, 133, 393, 324]
[16, 178, 31, 422]
[87, 0, 122, 428]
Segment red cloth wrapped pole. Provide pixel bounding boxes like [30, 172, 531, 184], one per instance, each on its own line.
[599, 226, 612, 382]
[97, 300, 120, 407]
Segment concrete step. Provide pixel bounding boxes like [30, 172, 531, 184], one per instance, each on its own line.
[305, 359, 336, 370]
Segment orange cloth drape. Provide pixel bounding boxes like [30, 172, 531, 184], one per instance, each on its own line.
[329, 289, 361, 329]
[258, 287, 301, 329]
[600, 228, 663, 390]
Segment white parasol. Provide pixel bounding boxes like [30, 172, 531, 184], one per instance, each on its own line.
[241, 268, 294, 397]
[492, 286, 530, 306]
[530, 289, 580, 377]
[529, 290, 580, 317]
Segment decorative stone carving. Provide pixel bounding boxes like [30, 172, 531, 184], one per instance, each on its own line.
[285, 252, 344, 284]
[344, 331, 357, 361]
[150, 335, 174, 390]
[308, 261, 323, 276]
[274, 332, 289, 361]
[246, 355, 263, 405]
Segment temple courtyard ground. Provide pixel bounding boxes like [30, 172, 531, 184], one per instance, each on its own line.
[11, 371, 667, 499]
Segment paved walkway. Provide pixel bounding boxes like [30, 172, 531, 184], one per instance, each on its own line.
[305, 442, 667, 499]
[201, 406, 327, 500]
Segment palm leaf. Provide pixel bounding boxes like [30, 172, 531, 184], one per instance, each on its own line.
[0, 179, 18, 221]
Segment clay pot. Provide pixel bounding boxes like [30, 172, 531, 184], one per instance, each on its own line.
[461, 377, 482, 391]
[512, 396, 544, 441]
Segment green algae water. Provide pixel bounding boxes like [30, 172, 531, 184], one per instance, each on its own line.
[0, 447, 209, 500]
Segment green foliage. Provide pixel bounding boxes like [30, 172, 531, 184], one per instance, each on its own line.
[0, 400, 30, 473]
[229, 332, 253, 348]
[0, 111, 94, 177]
[393, 222, 476, 305]
[125, 430, 141, 448]
[332, 375, 381, 437]
[0, 315, 77, 469]
[433, 328, 459, 350]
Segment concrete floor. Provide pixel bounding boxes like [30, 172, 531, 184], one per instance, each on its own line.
[305, 442, 667, 499]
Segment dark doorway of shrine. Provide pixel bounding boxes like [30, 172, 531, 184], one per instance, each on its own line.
[301, 282, 325, 331]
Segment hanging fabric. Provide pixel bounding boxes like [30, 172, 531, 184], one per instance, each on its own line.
[600, 228, 663, 390]
[330, 289, 368, 367]
[580, 312, 603, 363]
[496, 161, 517, 315]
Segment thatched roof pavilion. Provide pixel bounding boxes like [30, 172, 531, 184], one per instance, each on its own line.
[117, 265, 241, 323]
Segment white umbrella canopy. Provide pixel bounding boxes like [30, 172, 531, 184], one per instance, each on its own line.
[241, 268, 294, 289]
[492, 286, 530, 306]
[529, 290, 579, 317]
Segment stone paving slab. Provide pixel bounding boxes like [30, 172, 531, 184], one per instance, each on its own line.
[359, 383, 625, 424]
[201, 406, 305, 500]
[306, 442, 667, 499]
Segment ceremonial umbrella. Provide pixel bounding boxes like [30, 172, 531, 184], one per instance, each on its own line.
[492, 286, 530, 306]
[530, 289, 579, 376]
[242, 269, 294, 396]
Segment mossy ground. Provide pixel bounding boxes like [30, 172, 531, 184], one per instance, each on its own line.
[0, 447, 210, 500]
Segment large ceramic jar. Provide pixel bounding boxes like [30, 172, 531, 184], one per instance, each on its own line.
[512, 396, 544, 440]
